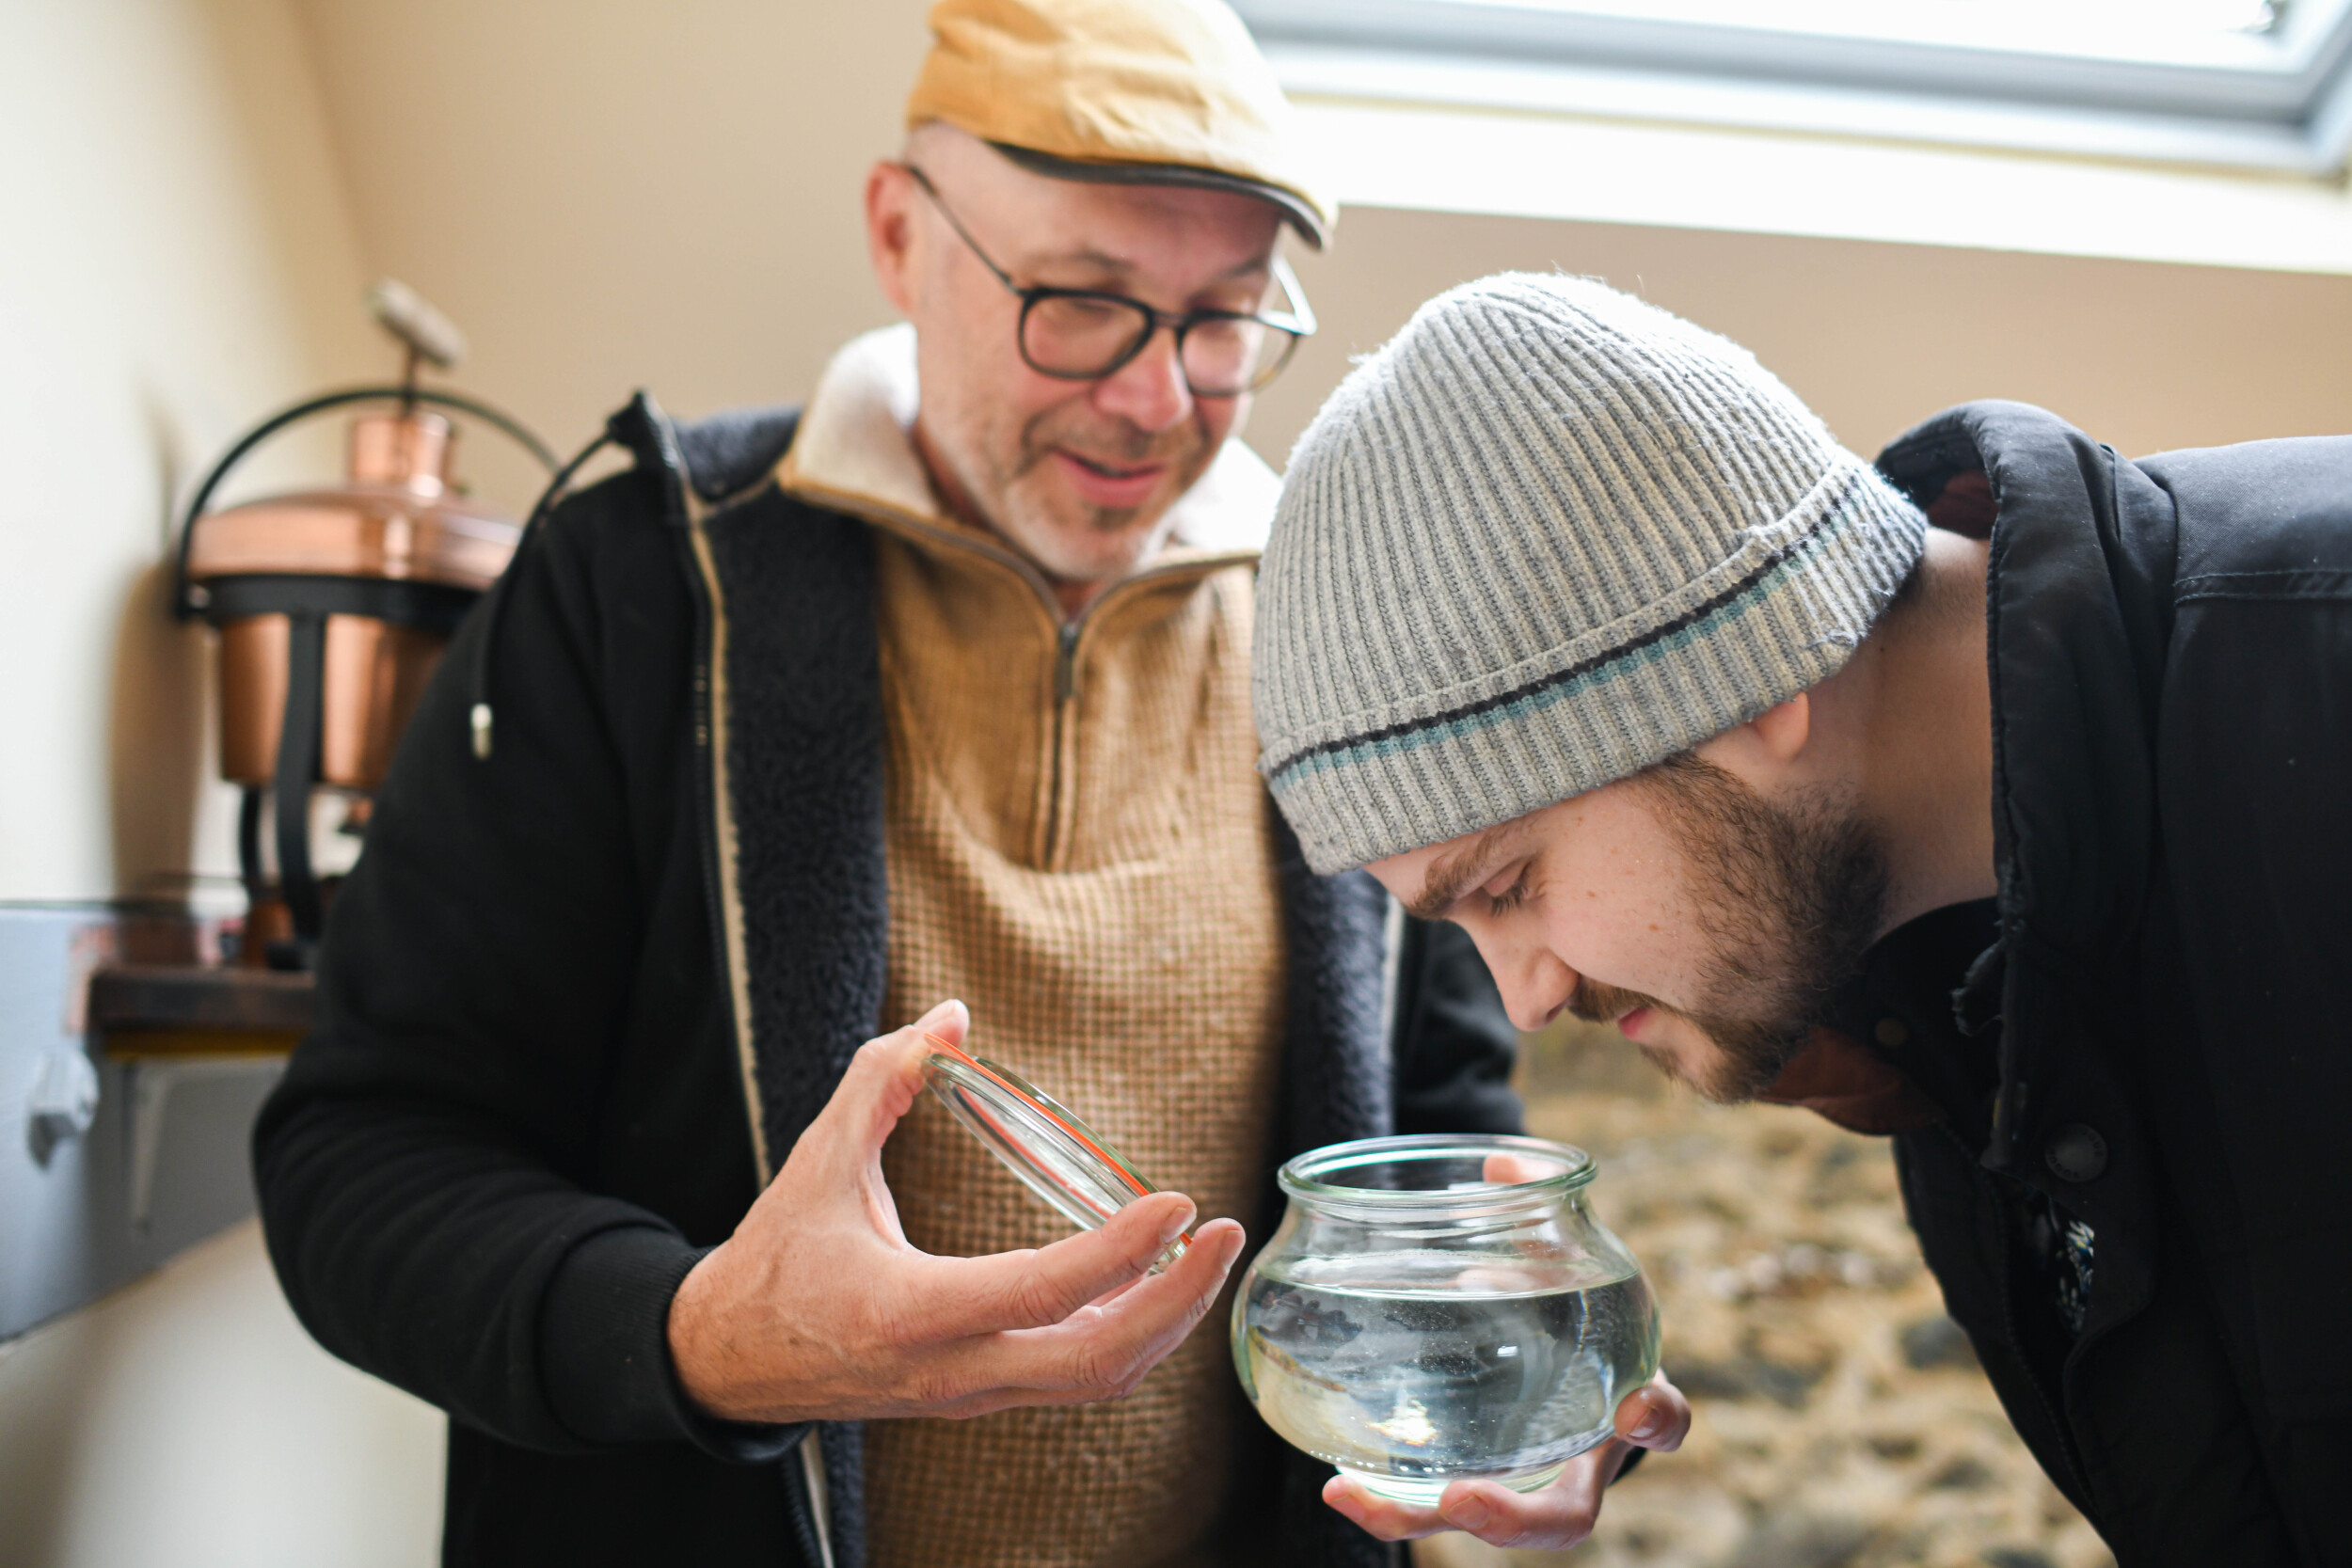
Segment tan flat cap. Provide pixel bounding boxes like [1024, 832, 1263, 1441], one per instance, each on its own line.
[906, 0, 1332, 247]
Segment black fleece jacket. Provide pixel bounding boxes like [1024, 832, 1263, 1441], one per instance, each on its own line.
[252, 401, 1520, 1568]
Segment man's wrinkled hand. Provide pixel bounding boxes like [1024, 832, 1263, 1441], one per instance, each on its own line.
[1321, 1374, 1690, 1549]
[666, 999, 1247, 1424]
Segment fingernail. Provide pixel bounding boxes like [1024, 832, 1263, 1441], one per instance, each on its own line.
[1629, 1410, 1665, 1440]
[1326, 1487, 1364, 1523]
[1443, 1496, 1492, 1532]
[1159, 1203, 1197, 1245]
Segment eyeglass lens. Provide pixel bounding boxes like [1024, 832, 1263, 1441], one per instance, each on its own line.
[1022, 294, 1296, 396]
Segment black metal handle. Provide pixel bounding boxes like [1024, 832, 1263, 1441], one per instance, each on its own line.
[171, 385, 560, 622]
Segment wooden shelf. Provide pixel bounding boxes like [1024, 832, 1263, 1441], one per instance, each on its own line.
[87, 964, 313, 1057]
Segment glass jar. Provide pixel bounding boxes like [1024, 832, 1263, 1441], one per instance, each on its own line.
[1232, 1133, 1660, 1505]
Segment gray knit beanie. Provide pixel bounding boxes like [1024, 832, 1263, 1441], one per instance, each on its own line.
[1254, 273, 1928, 875]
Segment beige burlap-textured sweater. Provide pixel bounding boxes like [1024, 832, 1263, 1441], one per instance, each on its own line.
[776, 327, 1289, 1568]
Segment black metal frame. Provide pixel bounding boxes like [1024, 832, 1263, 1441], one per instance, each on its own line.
[174, 386, 556, 967]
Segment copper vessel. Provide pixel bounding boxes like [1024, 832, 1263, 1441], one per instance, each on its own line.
[194, 412, 517, 791]
[174, 281, 552, 965]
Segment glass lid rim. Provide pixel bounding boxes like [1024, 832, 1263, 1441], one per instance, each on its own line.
[921, 1035, 1159, 1202]
[1277, 1132, 1595, 1203]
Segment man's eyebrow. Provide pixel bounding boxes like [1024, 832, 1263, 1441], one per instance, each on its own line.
[1061, 247, 1134, 277]
[1405, 822, 1519, 922]
[1025, 248, 1272, 290]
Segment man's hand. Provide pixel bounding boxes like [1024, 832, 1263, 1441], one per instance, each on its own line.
[1321, 1374, 1690, 1549]
[666, 1000, 1247, 1425]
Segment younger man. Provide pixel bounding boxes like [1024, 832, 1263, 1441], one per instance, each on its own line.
[1253, 274, 2352, 1564]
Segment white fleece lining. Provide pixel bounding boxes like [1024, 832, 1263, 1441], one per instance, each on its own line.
[777, 323, 1281, 557]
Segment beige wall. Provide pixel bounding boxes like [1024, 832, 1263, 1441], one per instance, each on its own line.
[0, 4, 441, 1565]
[1257, 210, 2352, 469]
[0, 1224, 439, 1568]
[291, 0, 2352, 485]
[292, 0, 939, 479]
[0, 0, 385, 905]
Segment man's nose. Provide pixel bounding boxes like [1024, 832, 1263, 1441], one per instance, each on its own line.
[1473, 934, 1578, 1034]
[1092, 324, 1193, 432]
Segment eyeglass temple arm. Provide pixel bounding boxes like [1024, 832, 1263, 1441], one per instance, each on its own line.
[901, 163, 1025, 298]
[1269, 254, 1316, 337]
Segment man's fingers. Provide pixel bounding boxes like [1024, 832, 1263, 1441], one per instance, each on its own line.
[1321, 1478, 1452, 1543]
[1339, 1381, 1685, 1547]
[1324, 1448, 1613, 1550]
[925, 1193, 1199, 1334]
[805, 1001, 967, 1172]
[965, 1218, 1244, 1400]
[1481, 1151, 1554, 1184]
[1438, 1465, 1608, 1551]
[1613, 1371, 1691, 1451]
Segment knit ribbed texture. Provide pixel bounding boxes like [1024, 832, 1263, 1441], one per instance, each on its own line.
[1254, 274, 1928, 874]
[859, 523, 1285, 1568]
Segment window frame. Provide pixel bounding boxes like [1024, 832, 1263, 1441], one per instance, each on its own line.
[1234, 0, 2352, 175]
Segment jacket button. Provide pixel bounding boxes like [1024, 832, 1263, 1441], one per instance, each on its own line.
[2044, 1124, 2107, 1182]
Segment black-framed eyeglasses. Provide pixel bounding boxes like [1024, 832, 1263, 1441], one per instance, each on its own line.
[903, 163, 1316, 398]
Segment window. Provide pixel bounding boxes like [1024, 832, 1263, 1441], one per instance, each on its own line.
[1235, 0, 2352, 174]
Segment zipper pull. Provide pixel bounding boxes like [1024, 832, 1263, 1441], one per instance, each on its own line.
[1055, 622, 1080, 702]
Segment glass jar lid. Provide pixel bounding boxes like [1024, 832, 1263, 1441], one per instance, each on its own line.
[921, 1034, 1191, 1259]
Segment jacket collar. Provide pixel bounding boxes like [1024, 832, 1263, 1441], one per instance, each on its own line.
[1878, 400, 2178, 974]
[775, 324, 1279, 560]
[1876, 400, 2179, 1166]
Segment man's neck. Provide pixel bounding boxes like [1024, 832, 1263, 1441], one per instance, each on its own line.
[1819, 528, 2000, 934]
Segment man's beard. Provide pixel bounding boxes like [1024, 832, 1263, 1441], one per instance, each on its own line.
[1567, 753, 1890, 1102]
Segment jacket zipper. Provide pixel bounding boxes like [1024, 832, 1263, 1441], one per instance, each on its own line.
[789, 485, 1257, 874]
[1044, 620, 1083, 868]
[1054, 619, 1080, 702]
[684, 503, 832, 1568]
[629, 398, 769, 1187]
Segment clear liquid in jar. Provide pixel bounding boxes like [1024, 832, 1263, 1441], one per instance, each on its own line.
[1237, 1250, 1660, 1505]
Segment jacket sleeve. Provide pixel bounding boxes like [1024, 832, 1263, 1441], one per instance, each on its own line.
[1390, 915, 1523, 1135]
[250, 471, 794, 1464]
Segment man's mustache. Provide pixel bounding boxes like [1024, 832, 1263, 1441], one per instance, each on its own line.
[1567, 974, 1667, 1025]
[1014, 404, 1200, 475]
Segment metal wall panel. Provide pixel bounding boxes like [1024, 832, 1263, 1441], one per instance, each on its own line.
[0, 905, 280, 1341]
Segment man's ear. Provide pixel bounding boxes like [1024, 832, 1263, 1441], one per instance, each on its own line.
[866, 161, 919, 317]
[1750, 692, 1811, 764]
[1694, 692, 1812, 778]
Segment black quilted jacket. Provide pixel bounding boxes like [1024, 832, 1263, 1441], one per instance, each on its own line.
[1845, 403, 2352, 1567]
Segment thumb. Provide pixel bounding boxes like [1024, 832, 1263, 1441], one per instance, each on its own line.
[821, 999, 970, 1167]
[1613, 1373, 1691, 1453]
[914, 997, 969, 1053]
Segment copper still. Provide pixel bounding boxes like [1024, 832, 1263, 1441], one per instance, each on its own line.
[174, 281, 554, 967]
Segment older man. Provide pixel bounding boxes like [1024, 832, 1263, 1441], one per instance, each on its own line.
[1253, 273, 2352, 1563]
[253, 5, 1539, 1566]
